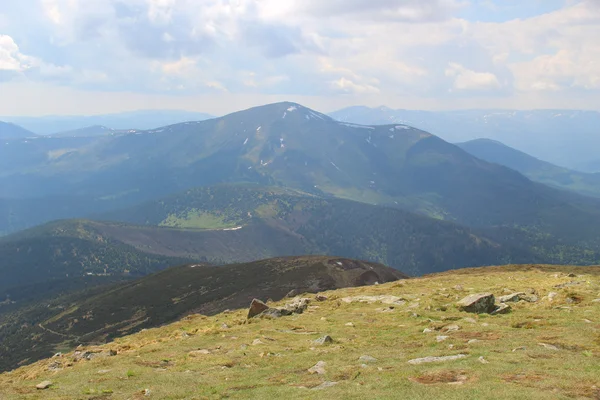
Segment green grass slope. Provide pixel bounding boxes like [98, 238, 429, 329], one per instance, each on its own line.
[2, 264, 599, 399]
[0, 256, 405, 372]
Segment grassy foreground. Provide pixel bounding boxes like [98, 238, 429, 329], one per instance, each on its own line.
[1, 264, 599, 399]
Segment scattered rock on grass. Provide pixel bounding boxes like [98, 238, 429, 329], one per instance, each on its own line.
[308, 361, 326, 375]
[36, 381, 53, 390]
[314, 335, 333, 345]
[436, 336, 449, 342]
[457, 293, 495, 314]
[498, 293, 525, 303]
[407, 354, 467, 365]
[311, 381, 338, 390]
[538, 343, 559, 351]
[359, 355, 378, 363]
[491, 303, 511, 315]
[247, 299, 269, 318]
[442, 324, 460, 332]
[478, 356, 489, 364]
[315, 295, 328, 302]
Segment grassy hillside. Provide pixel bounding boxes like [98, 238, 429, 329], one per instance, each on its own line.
[0, 219, 191, 300]
[458, 139, 600, 199]
[0, 256, 405, 372]
[2, 264, 599, 399]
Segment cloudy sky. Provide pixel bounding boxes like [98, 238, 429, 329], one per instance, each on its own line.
[1, 0, 599, 115]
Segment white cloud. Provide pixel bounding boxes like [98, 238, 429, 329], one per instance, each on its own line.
[0, 35, 38, 72]
[331, 77, 380, 94]
[1, 0, 600, 114]
[445, 63, 501, 91]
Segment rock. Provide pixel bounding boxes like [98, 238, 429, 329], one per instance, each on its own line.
[457, 293, 495, 314]
[423, 328, 434, 333]
[454, 285, 464, 291]
[47, 361, 62, 371]
[407, 354, 467, 365]
[547, 292, 558, 302]
[252, 339, 264, 346]
[53, 352, 62, 358]
[188, 349, 211, 357]
[285, 297, 311, 314]
[442, 324, 460, 332]
[463, 317, 477, 324]
[592, 299, 600, 303]
[567, 273, 577, 278]
[36, 381, 53, 390]
[436, 335, 449, 342]
[358, 355, 378, 363]
[498, 292, 525, 303]
[512, 346, 526, 352]
[314, 335, 333, 345]
[308, 361, 326, 375]
[481, 323, 489, 327]
[97, 370, 111, 374]
[258, 308, 287, 319]
[143, 388, 151, 396]
[315, 294, 328, 302]
[521, 294, 539, 303]
[286, 289, 299, 298]
[311, 381, 338, 390]
[345, 322, 355, 327]
[478, 356, 489, 364]
[538, 343, 559, 351]
[491, 303, 511, 315]
[247, 299, 269, 319]
[467, 339, 480, 344]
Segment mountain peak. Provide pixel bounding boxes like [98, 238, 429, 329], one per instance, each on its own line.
[228, 101, 332, 123]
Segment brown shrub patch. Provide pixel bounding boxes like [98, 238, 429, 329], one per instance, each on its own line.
[502, 373, 545, 383]
[410, 370, 471, 385]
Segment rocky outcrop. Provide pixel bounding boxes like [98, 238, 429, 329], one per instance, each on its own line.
[457, 293, 495, 313]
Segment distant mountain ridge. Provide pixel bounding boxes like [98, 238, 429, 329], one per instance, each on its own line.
[457, 138, 600, 199]
[1, 110, 214, 135]
[329, 106, 600, 172]
[0, 121, 34, 140]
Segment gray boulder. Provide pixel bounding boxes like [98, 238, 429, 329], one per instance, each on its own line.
[457, 293, 495, 313]
[247, 299, 269, 319]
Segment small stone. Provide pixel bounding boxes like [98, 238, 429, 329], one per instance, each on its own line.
[97, 370, 111, 374]
[454, 285, 464, 291]
[53, 352, 62, 358]
[247, 299, 269, 319]
[308, 361, 326, 375]
[442, 324, 460, 332]
[591, 299, 600, 303]
[512, 346, 526, 352]
[315, 294, 328, 302]
[252, 339, 264, 346]
[467, 339, 480, 344]
[491, 303, 511, 315]
[36, 381, 53, 390]
[189, 349, 211, 357]
[313, 335, 333, 345]
[345, 322, 355, 327]
[457, 293, 495, 314]
[436, 335, 449, 342]
[143, 388, 151, 396]
[481, 323, 489, 327]
[221, 323, 230, 329]
[521, 294, 539, 303]
[311, 381, 338, 390]
[538, 343, 559, 351]
[478, 356, 489, 364]
[407, 354, 467, 365]
[463, 317, 477, 324]
[423, 328, 434, 333]
[567, 273, 577, 278]
[498, 293, 525, 303]
[286, 289, 299, 298]
[547, 292, 558, 302]
[320, 317, 328, 321]
[358, 355, 378, 363]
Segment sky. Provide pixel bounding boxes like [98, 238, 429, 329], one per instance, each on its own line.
[1, 0, 600, 116]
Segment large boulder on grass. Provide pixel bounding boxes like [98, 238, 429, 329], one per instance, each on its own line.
[457, 293, 495, 314]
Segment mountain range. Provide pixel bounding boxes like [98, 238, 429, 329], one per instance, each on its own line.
[457, 139, 600, 199]
[329, 106, 600, 172]
[0, 121, 34, 140]
[1, 110, 214, 135]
